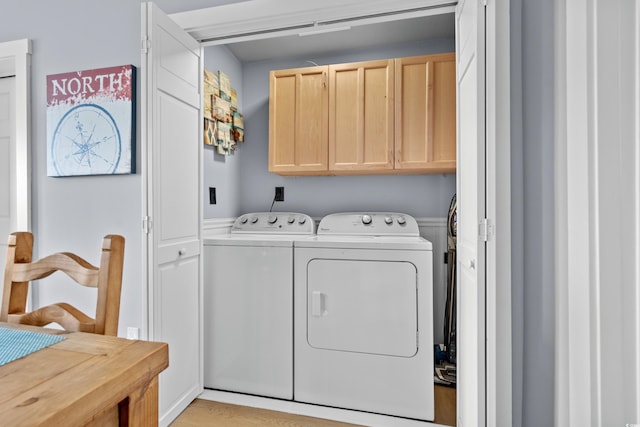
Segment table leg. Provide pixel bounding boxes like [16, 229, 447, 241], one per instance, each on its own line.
[118, 376, 160, 427]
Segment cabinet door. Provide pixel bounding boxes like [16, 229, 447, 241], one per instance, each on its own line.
[269, 66, 328, 175]
[329, 60, 394, 173]
[395, 53, 456, 173]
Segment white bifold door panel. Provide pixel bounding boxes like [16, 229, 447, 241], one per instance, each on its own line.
[456, 0, 487, 425]
[141, 2, 203, 426]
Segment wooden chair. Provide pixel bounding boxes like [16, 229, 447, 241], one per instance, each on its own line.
[0, 232, 125, 336]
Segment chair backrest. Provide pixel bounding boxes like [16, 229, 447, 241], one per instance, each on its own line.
[0, 232, 125, 336]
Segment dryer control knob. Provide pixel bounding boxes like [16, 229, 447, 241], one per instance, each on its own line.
[240, 216, 248, 224]
[268, 215, 278, 224]
[287, 216, 296, 224]
[362, 214, 372, 225]
[250, 216, 259, 224]
[384, 216, 393, 224]
[397, 216, 406, 225]
[297, 216, 307, 225]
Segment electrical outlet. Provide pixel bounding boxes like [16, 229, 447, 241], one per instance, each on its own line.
[127, 327, 139, 340]
[209, 187, 216, 204]
[275, 186, 284, 202]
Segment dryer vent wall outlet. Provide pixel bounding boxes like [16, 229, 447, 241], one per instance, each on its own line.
[275, 186, 284, 202]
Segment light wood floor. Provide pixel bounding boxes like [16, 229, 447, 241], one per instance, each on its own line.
[170, 385, 456, 426]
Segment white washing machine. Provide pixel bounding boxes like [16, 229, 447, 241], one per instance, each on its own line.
[294, 212, 434, 421]
[203, 212, 315, 399]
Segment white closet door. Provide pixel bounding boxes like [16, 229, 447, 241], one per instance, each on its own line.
[141, 2, 202, 426]
[0, 39, 31, 262]
[0, 76, 15, 263]
[456, 0, 487, 425]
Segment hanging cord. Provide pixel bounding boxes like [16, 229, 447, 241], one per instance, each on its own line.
[269, 194, 277, 212]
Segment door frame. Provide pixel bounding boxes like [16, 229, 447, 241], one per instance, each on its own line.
[554, 0, 640, 425]
[0, 39, 31, 232]
[168, 1, 512, 425]
[484, 1, 512, 425]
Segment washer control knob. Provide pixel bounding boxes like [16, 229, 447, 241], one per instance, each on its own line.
[297, 216, 307, 225]
[287, 216, 296, 224]
[268, 215, 278, 224]
[240, 216, 248, 224]
[397, 216, 406, 225]
[250, 216, 259, 224]
[384, 215, 393, 224]
[362, 214, 372, 225]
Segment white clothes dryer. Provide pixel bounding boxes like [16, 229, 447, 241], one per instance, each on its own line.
[203, 212, 315, 399]
[294, 212, 434, 421]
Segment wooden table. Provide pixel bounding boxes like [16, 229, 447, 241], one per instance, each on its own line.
[0, 323, 168, 426]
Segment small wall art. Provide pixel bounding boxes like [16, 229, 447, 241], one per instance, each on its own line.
[203, 68, 245, 155]
[46, 65, 136, 177]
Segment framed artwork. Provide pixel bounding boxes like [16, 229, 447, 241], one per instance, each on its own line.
[46, 65, 136, 176]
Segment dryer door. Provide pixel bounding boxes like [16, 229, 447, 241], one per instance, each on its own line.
[307, 259, 418, 357]
[294, 246, 434, 421]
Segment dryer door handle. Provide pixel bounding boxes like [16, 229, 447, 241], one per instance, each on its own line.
[311, 291, 326, 317]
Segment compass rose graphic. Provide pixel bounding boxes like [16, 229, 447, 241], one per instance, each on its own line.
[51, 104, 122, 176]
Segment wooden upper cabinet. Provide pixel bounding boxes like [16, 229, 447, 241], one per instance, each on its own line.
[269, 66, 328, 174]
[329, 60, 394, 172]
[268, 53, 456, 176]
[395, 53, 456, 173]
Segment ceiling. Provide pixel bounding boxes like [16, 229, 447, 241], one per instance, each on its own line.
[212, 13, 455, 63]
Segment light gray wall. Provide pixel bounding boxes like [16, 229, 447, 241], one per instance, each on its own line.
[203, 44, 243, 218]
[0, 0, 143, 337]
[510, 0, 555, 426]
[510, 0, 525, 424]
[237, 39, 456, 219]
[520, 0, 555, 426]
